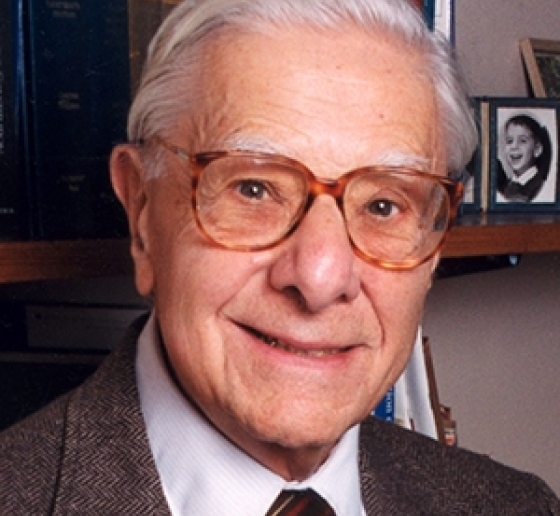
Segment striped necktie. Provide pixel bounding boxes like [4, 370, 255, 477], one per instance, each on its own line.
[265, 489, 336, 516]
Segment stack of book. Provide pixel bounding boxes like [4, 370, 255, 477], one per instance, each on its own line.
[0, 0, 177, 241]
[0, 0, 25, 240]
[0, 0, 438, 241]
[373, 332, 457, 445]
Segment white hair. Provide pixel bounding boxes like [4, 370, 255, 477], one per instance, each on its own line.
[129, 0, 477, 178]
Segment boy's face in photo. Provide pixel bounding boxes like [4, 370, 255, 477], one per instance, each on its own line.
[504, 122, 542, 177]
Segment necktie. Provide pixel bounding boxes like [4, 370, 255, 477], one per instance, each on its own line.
[265, 489, 336, 516]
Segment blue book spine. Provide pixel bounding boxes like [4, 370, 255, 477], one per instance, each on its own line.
[0, 0, 29, 240]
[373, 386, 395, 423]
[24, 0, 129, 239]
[423, 0, 436, 31]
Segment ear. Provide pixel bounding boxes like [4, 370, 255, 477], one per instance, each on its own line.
[110, 145, 155, 297]
[534, 142, 543, 158]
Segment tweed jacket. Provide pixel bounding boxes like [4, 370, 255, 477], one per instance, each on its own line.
[1, 317, 559, 515]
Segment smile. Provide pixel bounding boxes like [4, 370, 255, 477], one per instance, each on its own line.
[247, 326, 349, 358]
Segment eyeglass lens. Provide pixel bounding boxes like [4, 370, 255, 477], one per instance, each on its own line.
[194, 155, 452, 266]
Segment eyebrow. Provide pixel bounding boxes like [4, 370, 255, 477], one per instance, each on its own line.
[371, 150, 433, 171]
[219, 133, 433, 171]
[220, 133, 290, 155]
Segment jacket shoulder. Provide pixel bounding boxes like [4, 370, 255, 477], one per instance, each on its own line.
[359, 416, 560, 515]
[0, 315, 166, 515]
[0, 392, 70, 513]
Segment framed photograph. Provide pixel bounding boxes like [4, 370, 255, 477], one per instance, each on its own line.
[457, 142, 483, 215]
[520, 38, 560, 98]
[487, 98, 560, 212]
[434, 0, 456, 46]
[457, 98, 484, 215]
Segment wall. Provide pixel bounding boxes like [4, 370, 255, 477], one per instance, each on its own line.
[422, 0, 560, 493]
[424, 253, 560, 493]
[455, 0, 560, 96]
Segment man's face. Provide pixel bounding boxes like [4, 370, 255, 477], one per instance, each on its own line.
[122, 25, 441, 479]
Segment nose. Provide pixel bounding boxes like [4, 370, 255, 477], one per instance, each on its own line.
[268, 197, 361, 313]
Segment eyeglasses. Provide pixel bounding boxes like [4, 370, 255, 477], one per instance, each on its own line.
[148, 137, 463, 270]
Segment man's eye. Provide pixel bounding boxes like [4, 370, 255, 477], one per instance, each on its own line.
[236, 180, 269, 200]
[367, 199, 398, 217]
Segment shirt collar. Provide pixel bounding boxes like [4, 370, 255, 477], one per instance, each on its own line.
[136, 312, 364, 516]
[510, 164, 538, 185]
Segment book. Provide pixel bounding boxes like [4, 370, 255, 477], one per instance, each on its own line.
[400, 333, 438, 440]
[422, 0, 436, 31]
[128, 0, 179, 96]
[405, 0, 437, 32]
[23, 0, 130, 239]
[434, 0, 455, 44]
[0, 0, 28, 240]
[422, 337, 445, 443]
[373, 386, 395, 422]
[380, 330, 441, 440]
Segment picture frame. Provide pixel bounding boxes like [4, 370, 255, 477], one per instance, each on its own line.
[422, 0, 456, 45]
[434, 0, 456, 46]
[457, 143, 482, 215]
[520, 38, 560, 98]
[486, 98, 560, 213]
[457, 97, 484, 215]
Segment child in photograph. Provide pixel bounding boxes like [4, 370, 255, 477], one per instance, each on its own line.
[497, 114, 552, 203]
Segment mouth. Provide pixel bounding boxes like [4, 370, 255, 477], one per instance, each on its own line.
[243, 324, 352, 358]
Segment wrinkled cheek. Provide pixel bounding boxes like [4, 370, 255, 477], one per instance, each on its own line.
[223, 362, 369, 443]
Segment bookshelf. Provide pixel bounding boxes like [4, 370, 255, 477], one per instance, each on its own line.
[0, 239, 132, 283]
[442, 212, 560, 257]
[0, 213, 559, 283]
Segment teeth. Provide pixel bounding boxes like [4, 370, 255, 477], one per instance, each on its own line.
[261, 334, 279, 347]
[254, 329, 339, 357]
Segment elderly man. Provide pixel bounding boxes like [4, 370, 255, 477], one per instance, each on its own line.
[1, 0, 559, 514]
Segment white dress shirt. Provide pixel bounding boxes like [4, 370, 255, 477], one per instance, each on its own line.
[510, 164, 538, 185]
[136, 312, 366, 516]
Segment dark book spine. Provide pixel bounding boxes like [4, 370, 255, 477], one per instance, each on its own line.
[423, 0, 435, 30]
[0, 0, 29, 240]
[25, 0, 129, 239]
[128, 0, 179, 95]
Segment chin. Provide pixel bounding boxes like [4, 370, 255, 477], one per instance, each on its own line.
[248, 406, 361, 450]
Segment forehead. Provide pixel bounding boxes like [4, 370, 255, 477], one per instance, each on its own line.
[506, 123, 532, 135]
[180, 24, 438, 174]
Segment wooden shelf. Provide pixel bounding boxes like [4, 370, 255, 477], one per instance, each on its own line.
[442, 212, 560, 258]
[0, 213, 559, 283]
[0, 239, 133, 283]
[0, 351, 107, 365]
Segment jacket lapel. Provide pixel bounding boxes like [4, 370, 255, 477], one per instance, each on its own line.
[359, 418, 403, 516]
[48, 316, 416, 515]
[52, 316, 172, 515]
